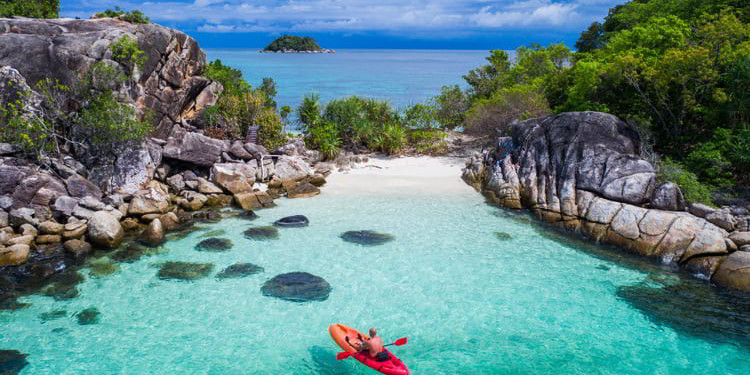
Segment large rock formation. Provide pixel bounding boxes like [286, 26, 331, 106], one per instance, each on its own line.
[464, 112, 750, 292]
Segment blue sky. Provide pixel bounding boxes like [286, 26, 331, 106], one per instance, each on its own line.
[61, 0, 622, 49]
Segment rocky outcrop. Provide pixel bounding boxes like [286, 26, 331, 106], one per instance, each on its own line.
[464, 112, 750, 292]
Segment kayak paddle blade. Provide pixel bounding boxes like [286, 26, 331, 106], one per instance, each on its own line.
[393, 337, 408, 346]
[336, 352, 352, 360]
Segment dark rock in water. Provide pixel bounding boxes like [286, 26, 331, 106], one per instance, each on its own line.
[191, 209, 222, 223]
[88, 259, 119, 278]
[0, 297, 30, 311]
[261, 272, 332, 302]
[195, 238, 233, 252]
[111, 242, 166, 263]
[0, 350, 29, 374]
[494, 232, 512, 240]
[216, 263, 264, 279]
[617, 280, 750, 349]
[40, 271, 84, 300]
[76, 307, 100, 325]
[157, 262, 214, 281]
[199, 229, 225, 238]
[274, 215, 309, 227]
[340, 230, 394, 246]
[596, 264, 611, 271]
[243, 226, 279, 240]
[237, 210, 259, 221]
[40, 310, 67, 322]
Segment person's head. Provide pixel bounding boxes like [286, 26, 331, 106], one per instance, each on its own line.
[369, 328, 377, 337]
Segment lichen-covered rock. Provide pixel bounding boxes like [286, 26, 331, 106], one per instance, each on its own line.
[261, 272, 332, 302]
[274, 156, 313, 182]
[87, 210, 124, 249]
[39, 221, 64, 235]
[234, 191, 274, 210]
[63, 239, 92, 258]
[163, 130, 227, 167]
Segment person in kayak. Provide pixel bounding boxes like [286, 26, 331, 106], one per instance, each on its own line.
[346, 328, 389, 362]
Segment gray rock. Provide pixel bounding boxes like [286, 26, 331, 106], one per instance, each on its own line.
[166, 174, 185, 191]
[19, 223, 37, 237]
[0, 195, 12, 210]
[72, 205, 96, 220]
[52, 196, 79, 217]
[689, 203, 715, 218]
[79, 196, 106, 211]
[729, 232, 750, 247]
[244, 143, 269, 160]
[0, 210, 7, 228]
[65, 174, 102, 199]
[273, 156, 313, 182]
[705, 210, 735, 232]
[229, 141, 254, 160]
[651, 182, 685, 211]
[141, 218, 165, 247]
[87, 210, 124, 249]
[162, 131, 227, 167]
[196, 177, 223, 194]
[9, 207, 37, 227]
[210, 163, 257, 194]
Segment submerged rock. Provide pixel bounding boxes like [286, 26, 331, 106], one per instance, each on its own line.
[237, 210, 259, 221]
[75, 307, 100, 325]
[88, 259, 119, 278]
[340, 230, 394, 246]
[157, 262, 214, 281]
[243, 226, 279, 240]
[40, 271, 84, 300]
[274, 215, 309, 227]
[216, 263, 264, 279]
[199, 229, 226, 238]
[111, 242, 166, 263]
[494, 232, 512, 240]
[39, 310, 67, 322]
[0, 350, 29, 374]
[261, 272, 332, 302]
[195, 238, 233, 252]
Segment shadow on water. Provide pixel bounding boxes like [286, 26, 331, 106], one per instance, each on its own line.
[307, 345, 350, 375]
[511, 207, 750, 351]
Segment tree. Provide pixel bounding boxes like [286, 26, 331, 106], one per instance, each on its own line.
[0, 0, 59, 18]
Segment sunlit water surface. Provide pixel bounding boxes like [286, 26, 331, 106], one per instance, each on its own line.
[2, 163, 750, 374]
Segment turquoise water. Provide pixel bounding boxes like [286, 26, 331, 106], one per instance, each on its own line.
[2, 168, 750, 374]
[203, 49, 489, 110]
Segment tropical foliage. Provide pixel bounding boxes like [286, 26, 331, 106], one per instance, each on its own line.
[200, 60, 286, 150]
[0, 0, 58, 18]
[95, 6, 150, 24]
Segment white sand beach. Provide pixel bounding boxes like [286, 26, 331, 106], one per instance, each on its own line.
[324, 155, 475, 196]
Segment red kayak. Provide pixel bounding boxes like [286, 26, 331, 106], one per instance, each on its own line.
[328, 324, 410, 375]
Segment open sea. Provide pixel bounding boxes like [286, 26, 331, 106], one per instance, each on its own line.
[203, 49, 491, 110]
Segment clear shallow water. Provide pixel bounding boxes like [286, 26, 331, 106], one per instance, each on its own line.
[203, 49, 489, 111]
[2, 175, 750, 374]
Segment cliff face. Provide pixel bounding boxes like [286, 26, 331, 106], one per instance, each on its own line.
[0, 17, 220, 139]
[464, 112, 750, 293]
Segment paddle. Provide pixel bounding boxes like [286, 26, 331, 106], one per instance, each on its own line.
[336, 337, 408, 360]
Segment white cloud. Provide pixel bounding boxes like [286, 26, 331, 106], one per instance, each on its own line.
[63, 0, 621, 34]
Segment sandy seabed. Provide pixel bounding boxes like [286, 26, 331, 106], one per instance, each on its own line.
[323, 155, 474, 196]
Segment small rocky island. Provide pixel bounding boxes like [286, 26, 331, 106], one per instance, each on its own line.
[260, 35, 335, 53]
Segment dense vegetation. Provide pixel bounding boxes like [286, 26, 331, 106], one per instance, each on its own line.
[263, 35, 322, 52]
[417, 0, 748, 205]
[297, 95, 448, 159]
[95, 6, 150, 24]
[199, 60, 287, 150]
[0, 37, 152, 160]
[0, 0, 59, 18]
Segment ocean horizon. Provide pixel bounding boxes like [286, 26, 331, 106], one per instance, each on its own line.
[204, 49, 495, 112]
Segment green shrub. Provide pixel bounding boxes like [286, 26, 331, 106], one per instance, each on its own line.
[658, 158, 715, 206]
[75, 91, 153, 154]
[297, 93, 323, 130]
[409, 129, 448, 155]
[306, 122, 341, 160]
[433, 85, 469, 129]
[371, 122, 407, 155]
[95, 6, 150, 24]
[110, 36, 147, 73]
[403, 103, 437, 129]
[203, 60, 252, 97]
[0, 0, 58, 18]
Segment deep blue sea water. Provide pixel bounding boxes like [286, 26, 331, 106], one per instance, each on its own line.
[203, 49, 490, 110]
